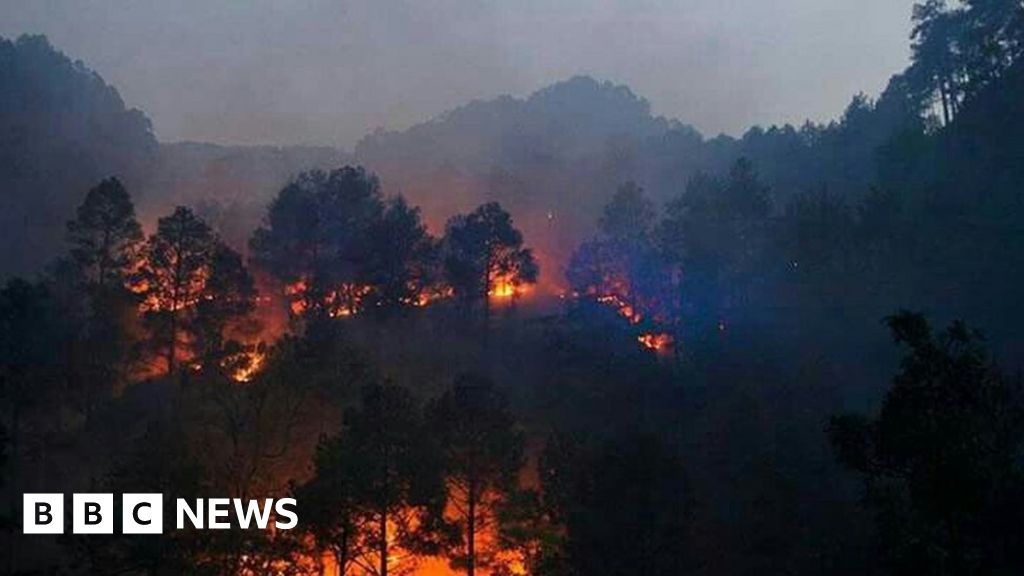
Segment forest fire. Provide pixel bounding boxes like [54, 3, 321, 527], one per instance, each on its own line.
[10, 3, 1024, 574]
[490, 277, 531, 302]
[300, 498, 529, 576]
[284, 280, 374, 318]
[406, 284, 454, 307]
[637, 332, 673, 354]
[488, 265, 534, 302]
[596, 293, 640, 324]
[227, 346, 266, 383]
[581, 281, 676, 355]
[490, 279, 517, 299]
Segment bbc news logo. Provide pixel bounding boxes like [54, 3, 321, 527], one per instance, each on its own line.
[23, 494, 298, 534]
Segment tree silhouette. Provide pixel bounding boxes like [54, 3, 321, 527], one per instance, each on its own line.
[910, 0, 966, 124]
[658, 158, 772, 332]
[362, 196, 439, 314]
[828, 311, 1024, 575]
[428, 375, 524, 576]
[66, 177, 144, 289]
[543, 433, 692, 576]
[294, 436, 366, 576]
[250, 167, 383, 319]
[137, 207, 254, 374]
[567, 182, 679, 341]
[312, 383, 445, 576]
[63, 177, 145, 408]
[0, 279, 68, 573]
[909, 0, 1024, 123]
[71, 421, 207, 575]
[598, 181, 656, 245]
[193, 244, 257, 363]
[778, 187, 856, 293]
[442, 202, 538, 326]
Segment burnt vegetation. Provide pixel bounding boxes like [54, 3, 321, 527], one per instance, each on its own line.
[4, 2, 1024, 575]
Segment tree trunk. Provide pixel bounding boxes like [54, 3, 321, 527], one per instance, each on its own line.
[335, 527, 350, 576]
[167, 310, 177, 375]
[380, 436, 390, 576]
[482, 252, 493, 349]
[467, 479, 477, 576]
[98, 226, 111, 290]
[379, 510, 388, 576]
[483, 269, 491, 330]
[335, 542, 347, 576]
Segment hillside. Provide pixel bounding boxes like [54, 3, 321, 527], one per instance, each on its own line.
[353, 74, 914, 285]
[0, 35, 157, 277]
[144, 141, 349, 252]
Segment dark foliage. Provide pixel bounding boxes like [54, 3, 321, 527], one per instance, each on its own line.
[0, 35, 156, 278]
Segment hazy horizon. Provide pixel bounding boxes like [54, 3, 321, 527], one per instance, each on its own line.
[0, 0, 915, 148]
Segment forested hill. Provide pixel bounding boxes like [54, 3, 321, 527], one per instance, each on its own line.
[0, 34, 938, 284]
[0, 35, 157, 277]
[5, 3, 1024, 573]
[6, 0, 1024, 314]
[143, 141, 349, 253]
[352, 73, 922, 283]
[355, 74, 913, 213]
[0, 35, 348, 278]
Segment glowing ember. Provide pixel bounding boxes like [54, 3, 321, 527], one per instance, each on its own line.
[638, 332, 673, 354]
[284, 279, 308, 315]
[576, 273, 680, 354]
[329, 283, 373, 317]
[489, 272, 530, 301]
[229, 347, 266, 383]
[597, 293, 641, 324]
[490, 280, 517, 299]
[405, 285, 453, 307]
[284, 279, 373, 318]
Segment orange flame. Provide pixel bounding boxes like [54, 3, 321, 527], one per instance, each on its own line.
[229, 347, 266, 383]
[597, 293, 641, 324]
[582, 277, 677, 355]
[489, 272, 531, 302]
[637, 332, 673, 354]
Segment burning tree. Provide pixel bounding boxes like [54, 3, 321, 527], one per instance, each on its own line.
[567, 183, 678, 354]
[250, 167, 382, 319]
[193, 244, 258, 363]
[362, 196, 440, 313]
[570, 166, 774, 354]
[442, 202, 538, 326]
[428, 375, 525, 576]
[251, 167, 442, 320]
[136, 206, 256, 375]
[295, 439, 365, 576]
[298, 383, 447, 576]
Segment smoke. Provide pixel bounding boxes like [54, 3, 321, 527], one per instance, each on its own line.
[0, 0, 914, 147]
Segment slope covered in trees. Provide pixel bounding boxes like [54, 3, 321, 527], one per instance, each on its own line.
[0, 35, 157, 277]
[4, 2, 1024, 573]
[352, 75, 928, 287]
[0, 33, 349, 280]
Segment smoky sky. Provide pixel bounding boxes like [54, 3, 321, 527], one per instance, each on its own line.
[1, 0, 915, 148]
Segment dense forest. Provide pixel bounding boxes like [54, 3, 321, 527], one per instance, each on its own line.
[3, 1, 1024, 575]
